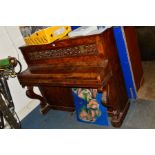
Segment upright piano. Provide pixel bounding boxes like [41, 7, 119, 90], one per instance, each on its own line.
[18, 27, 142, 127]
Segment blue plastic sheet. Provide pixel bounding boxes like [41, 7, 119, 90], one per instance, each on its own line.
[113, 26, 137, 99]
[71, 26, 80, 30]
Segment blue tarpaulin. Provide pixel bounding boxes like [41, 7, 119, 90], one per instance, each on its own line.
[113, 26, 137, 99]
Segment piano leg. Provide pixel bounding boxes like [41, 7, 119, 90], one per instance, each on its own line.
[26, 86, 51, 114]
[110, 100, 130, 127]
[100, 76, 130, 128]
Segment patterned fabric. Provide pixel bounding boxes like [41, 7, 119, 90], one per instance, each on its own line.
[72, 88, 108, 126]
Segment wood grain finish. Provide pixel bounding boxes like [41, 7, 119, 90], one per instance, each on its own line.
[18, 27, 130, 127]
[39, 86, 75, 112]
[124, 27, 144, 91]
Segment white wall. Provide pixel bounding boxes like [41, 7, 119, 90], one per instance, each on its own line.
[0, 26, 39, 112]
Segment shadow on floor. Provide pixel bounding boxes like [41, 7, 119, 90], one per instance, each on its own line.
[21, 99, 155, 129]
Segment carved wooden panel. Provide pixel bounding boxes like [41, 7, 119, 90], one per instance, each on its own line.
[29, 43, 98, 60]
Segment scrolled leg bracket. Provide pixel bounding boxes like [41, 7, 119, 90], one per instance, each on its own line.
[26, 86, 51, 114]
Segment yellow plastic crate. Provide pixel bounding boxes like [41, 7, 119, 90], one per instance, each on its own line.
[24, 26, 71, 45]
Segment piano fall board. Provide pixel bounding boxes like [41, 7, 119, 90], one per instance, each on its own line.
[18, 27, 129, 127]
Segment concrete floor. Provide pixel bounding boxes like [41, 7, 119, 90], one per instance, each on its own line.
[138, 61, 155, 100]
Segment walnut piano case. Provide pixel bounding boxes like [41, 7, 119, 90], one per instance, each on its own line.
[18, 28, 129, 127]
